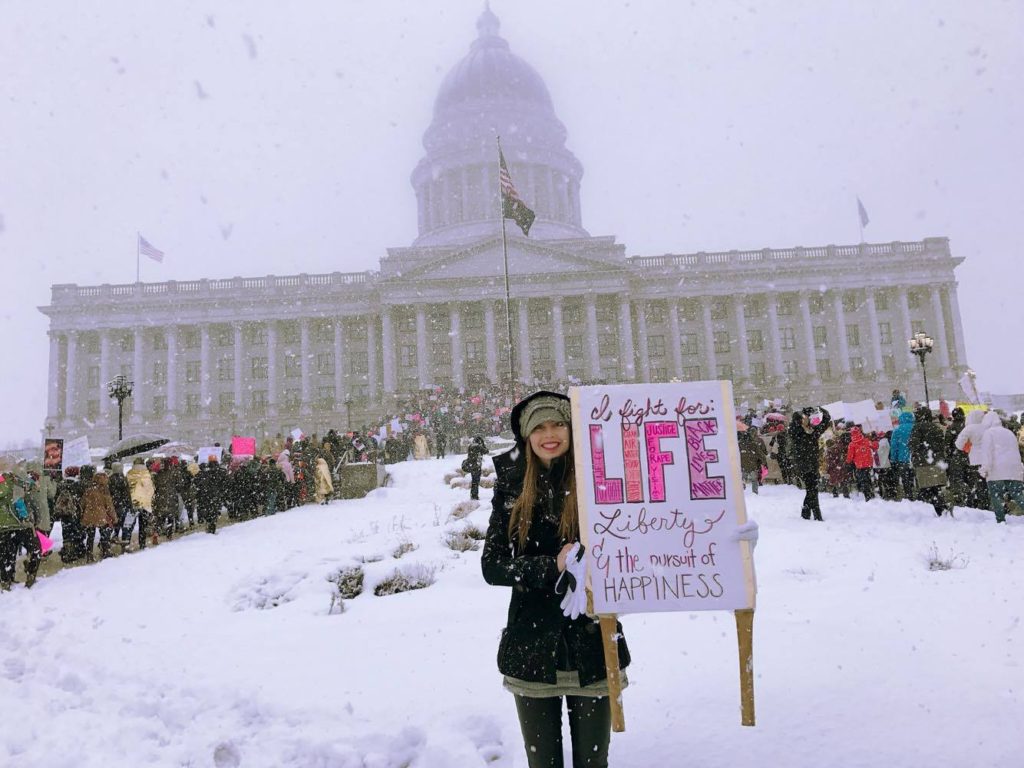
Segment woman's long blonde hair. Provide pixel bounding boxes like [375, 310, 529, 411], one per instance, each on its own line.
[509, 437, 579, 550]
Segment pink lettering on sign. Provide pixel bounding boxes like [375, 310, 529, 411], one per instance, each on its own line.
[622, 425, 643, 504]
[644, 421, 679, 502]
[684, 418, 726, 500]
[590, 424, 624, 504]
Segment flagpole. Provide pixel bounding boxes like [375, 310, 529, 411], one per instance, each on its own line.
[136, 231, 140, 283]
[497, 136, 515, 388]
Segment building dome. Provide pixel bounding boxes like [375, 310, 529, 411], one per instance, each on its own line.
[411, 6, 588, 246]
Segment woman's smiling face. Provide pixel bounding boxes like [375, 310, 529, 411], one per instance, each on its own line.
[528, 420, 571, 467]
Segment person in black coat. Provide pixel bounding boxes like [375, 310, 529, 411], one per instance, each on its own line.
[788, 406, 832, 520]
[465, 435, 489, 500]
[482, 390, 629, 768]
[196, 459, 228, 534]
[909, 406, 949, 516]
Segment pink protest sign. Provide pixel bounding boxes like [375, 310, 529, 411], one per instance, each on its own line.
[231, 436, 257, 456]
[570, 381, 756, 615]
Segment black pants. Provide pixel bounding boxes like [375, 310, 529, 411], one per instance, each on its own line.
[0, 528, 41, 585]
[514, 695, 611, 768]
[854, 468, 874, 500]
[894, 462, 916, 501]
[470, 470, 482, 500]
[800, 472, 822, 520]
[85, 526, 113, 558]
[918, 486, 947, 516]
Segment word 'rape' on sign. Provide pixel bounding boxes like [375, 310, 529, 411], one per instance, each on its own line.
[570, 381, 756, 615]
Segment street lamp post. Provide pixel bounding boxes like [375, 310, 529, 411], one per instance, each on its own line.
[908, 331, 934, 407]
[107, 375, 134, 441]
[344, 395, 353, 431]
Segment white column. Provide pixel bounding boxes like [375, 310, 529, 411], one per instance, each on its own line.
[517, 299, 532, 383]
[833, 291, 851, 381]
[668, 300, 684, 379]
[440, 173, 451, 228]
[618, 297, 636, 380]
[200, 324, 211, 419]
[416, 306, 430, 388]
[64, 331, 79, 425]
[929, 285, 951, 370]
[765, 294, 784, 382]
[546, 169, 556, 219]
[333, 317, 346, 407]
[99, 330, 112, 421]
[551, 297, 567, 379]
[450, 304, 465, 388]
[131, 327, 145, 424]
[863, 290, 884, 375]
[896, 286, 915, 368]
[367, 319, 380, 401]
[166, 327, 178, 416]
[267, 321, 279, 417]
[47, 331, 61, 423]
[700, 297, 718, 379]
[585, 295, 600, 379]
[380, 308, 396, 394]
[233, 322, 244, 413]
[946, 283, 968, 367]
[300, 318, 312, 415]
[733, 295, 751, 383]
[484, 302, 498, 384]
[635, 300, 650, 382]
[799, 293, 820, 381]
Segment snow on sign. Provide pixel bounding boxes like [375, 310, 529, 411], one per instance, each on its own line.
[570, 381, 757, 615]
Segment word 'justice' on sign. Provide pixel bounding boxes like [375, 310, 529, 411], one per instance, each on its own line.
[570, 381, 756, 615]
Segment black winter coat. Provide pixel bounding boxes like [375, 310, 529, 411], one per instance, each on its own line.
[481, 449, 630, 687]
[787, 408, 832, 477]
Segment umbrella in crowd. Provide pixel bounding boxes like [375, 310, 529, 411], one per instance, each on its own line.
[104, 433, 171, 462]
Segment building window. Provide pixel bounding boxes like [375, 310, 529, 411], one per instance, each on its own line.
[281, 322, 300, 344]
[317, 352, 335, 375]
[87, 366, 100, 387]
[85, 335, 100, 354]
[250, 390, 268, 415]
[682, 365, 702, 381]
[751, 362, 767, 386]
[598, 334, 617, 357]
[874, 292, 889, 311]
[817, 359, 832, 381]
[565, 336, 584, 360]
[317, 386, 335, 408]
[218, 392, 235, 416]
[777, 296, 794, 316]
[746, 330, 764, 353]
[780, 328, 796, 350]
[153, 333, 167, 351]
[846, 324, 861, 347]
[348, 322, 367, 342]
[813, 326, 827, 348]
[463, 311, 483, 330]
[808, 295, 825, 314]
[214, 326, 233, 347]
[283, 389, 301, 409]
[681, 333, 698, 355]
[879, 322, 892, 345]
[349, 351, 368, 374]
[646, 302, 666, 325]
[783, 359, 799, 377]
[842, 293, 858, 313]
[251, 357, 268, 380]
[563, 303, 583, 325]
[183, 329, 200, 349]
[398, 314, 416, 333]
[679, 301, 698, 322]
[907, 291, 921, 310]
[185, 361, 200, 383]
[284, 354, 301, 379]
[432, 342, 451, 365]
[185, 393, 200, 416]
[529, 303, 551, 325]
[217, 356, 234, 381]
[648, 335, 666, 358]
[911, 320, 925, 334]
[713, 331, 731, 354]
[651, 367, 667, 382]
[711, 299, 728, 320]
[400, 345, 417, 368]
[428, 310, 450, 333]
[245, 325, 267, 345]
[850, 357, 866, 377]
[531, 337, 551, 361]
[87, 400, 100, 420]
[883, 355, 896, 378]
[716, 364, 733, 380]
[745, 297, 765, 318]
[595, 303, 616, 324]
[118, 333, 134, 352]
[152, 396, 166, 417]
[466, 340, 483, 362]
[314, 321, 334, 344]
[153, 361, 167, 385]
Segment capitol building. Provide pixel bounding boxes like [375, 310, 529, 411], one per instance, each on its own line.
[41, 8, 969, 444]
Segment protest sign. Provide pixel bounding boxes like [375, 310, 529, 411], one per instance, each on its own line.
[43, 438, 64, 474]
[62, 436, 92, 470]
[570, 381, 757, 728]
[231, 436, 257, 457]
[197, 446, 223, 464]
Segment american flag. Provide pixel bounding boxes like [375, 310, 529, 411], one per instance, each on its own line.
[138, 234, 164, 262]
[498, 148, 536, 236]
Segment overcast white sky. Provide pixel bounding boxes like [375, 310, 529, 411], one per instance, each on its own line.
[2, 0, 1022, 444]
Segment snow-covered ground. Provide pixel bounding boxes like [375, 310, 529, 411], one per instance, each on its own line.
[0, 456, 1020, 768]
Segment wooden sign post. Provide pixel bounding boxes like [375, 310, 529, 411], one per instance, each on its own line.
[570, 381, 759, 731]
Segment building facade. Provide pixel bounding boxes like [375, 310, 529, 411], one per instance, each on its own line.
[40, 9, 969, 445]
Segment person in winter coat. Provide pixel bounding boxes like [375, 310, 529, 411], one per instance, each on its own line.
[482, 390, 630, 768]
[875, 432, 896, 500]
[80, 472, 117, 561]
[277, 450, 296, 510]
[465, 435, 490, 501]
[846, 426, 878, 500]
[0, 471, 42, 590]
[262, 459, 286, 515]
[890, 410, 917, 501]
[954, 410, 992, 509]
[53, 469, 84, 562]
[788, 406, 832, 520]
[106, 462, 133, 549]
[825, 427, 853, 499]
[314, 457, 334, 505]
[195, 458, 228, 534]
[126, 457, 156, 550]
[909, 406, 948, 516]
[738, 426, 768, 494]
[152, 461, 178, 542]
[976, 411, 1024, 523]
[944, 408, 971, 506]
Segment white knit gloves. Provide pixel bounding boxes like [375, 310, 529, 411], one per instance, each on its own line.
[557, 543, 589, 620]
[732, 519, 759, 550]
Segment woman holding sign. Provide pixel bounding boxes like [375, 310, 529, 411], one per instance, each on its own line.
[482, 390, 630, 768]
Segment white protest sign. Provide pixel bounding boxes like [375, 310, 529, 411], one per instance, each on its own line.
[197, 446, 222, 464]
[62, 435, 92, 469]
[570, 381, 756, 615]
